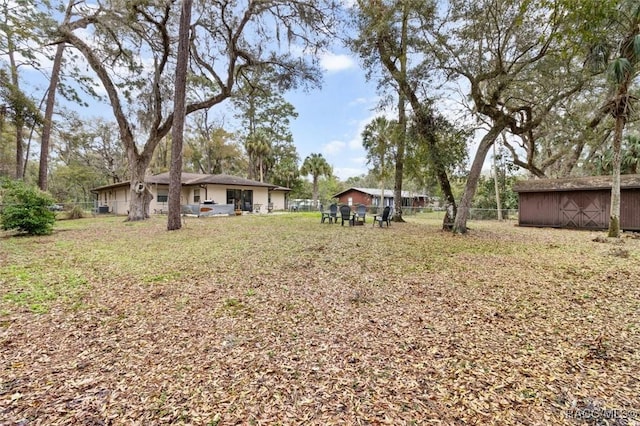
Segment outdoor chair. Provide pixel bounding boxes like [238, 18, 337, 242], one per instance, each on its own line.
[339, 205, 353, 226]
[354, 204, 366, 225]
[373, 206, 391, 227]
[321, 203, 338, 224]
[329, 203, 338, 224]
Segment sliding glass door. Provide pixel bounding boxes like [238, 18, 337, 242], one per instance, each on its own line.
[226, 189, 253, 211]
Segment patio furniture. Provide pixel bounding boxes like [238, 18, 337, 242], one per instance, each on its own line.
[339, 205, 354, 226]
[321, 203, 338, 223]
[329, 203, 338, 223]
[354, 204, 366, 225]
[373, 206, 391, 227]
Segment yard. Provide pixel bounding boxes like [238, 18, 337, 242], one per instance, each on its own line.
[1, 213, 639, 425]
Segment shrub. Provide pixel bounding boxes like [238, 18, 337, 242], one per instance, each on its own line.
[65, 205, 85, 220]
[0, 179, 56, 235]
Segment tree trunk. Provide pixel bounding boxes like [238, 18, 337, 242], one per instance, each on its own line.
[167, 0, 192, 231]
[392, 1, 408, 223]
[453, 124, 505, 234]
[393, 132, 406, 221]
[39, 1, 73, 190]
[14, 119, 24, 179]
[312, 178, 319, 209]
[128, 157, 153, 221]
[39, 44, 65, 190]
[493, 141, 502, 221]
[608, 114, 624, 237]
[7, 35, 23, 179]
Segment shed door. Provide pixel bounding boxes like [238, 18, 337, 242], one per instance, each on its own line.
[560, 193, 605, 229]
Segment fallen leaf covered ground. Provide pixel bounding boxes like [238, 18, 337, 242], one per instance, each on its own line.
[0, 213, 639, 425]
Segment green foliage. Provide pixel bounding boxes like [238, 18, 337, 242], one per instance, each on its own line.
[0, 179, 55, 235]
[300, 153, 332, 181]
[361, 116, 396, 180]
[593, 134, 640, 174]
[288, 177, 312, 200]
[471, 164, 519, 220]
[231, 58, 301, 183]
[183, 116, 245, 175]
[65, 204, 85, 220]
[405, 111, 470, 189]
[300, 153, 333, 205]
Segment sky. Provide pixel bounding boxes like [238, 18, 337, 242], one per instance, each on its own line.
[284, 51, 382, 181]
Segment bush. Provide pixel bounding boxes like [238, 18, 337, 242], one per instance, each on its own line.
[65, 205, 86, 220]
[0, 179, 56, 235]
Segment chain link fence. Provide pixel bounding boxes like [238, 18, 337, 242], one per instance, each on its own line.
[286, 204, 519, 221]
[0, 201, 519, 221]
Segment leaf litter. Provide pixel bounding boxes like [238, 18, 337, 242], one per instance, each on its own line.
[1, 215, 639, 425]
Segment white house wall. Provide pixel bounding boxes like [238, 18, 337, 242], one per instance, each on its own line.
[270, 192, 286, 211]
[97, 183, 278, 215]
[97, 186, 129, 215]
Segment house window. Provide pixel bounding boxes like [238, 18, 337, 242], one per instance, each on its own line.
[194, 189, 200, 203]
[157, 189, 168, 203]
[348, 197, 353, 206]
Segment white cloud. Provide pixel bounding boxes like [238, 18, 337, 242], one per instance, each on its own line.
[320, 52, 356, 73]
[348, 97, 370, 106]
[351, 156, 367, 166]
[323, 140, 347, 155]
[334, 166, 367, 180]
[348, 136, 363, 150]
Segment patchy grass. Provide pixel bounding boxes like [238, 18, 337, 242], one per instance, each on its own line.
[1, 213, 639, 424]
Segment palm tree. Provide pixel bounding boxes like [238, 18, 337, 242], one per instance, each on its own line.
[300, 153, 332, 209]
[589, 1, 640, 237]
[622, 134, 640, 173]
[245, 129, 271, 182]
[271, 157, 299, 188]
[362, 116, 396, 213]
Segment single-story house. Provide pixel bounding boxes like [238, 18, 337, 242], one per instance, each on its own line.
[513, 174, 640, 230]
[92, 172, 291, 215]
[332, 187, 429, 208]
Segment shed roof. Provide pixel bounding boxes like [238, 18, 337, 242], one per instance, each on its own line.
[513, 174, 640, 193]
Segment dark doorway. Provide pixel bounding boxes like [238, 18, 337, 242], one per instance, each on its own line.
[227, 189, 253, 211]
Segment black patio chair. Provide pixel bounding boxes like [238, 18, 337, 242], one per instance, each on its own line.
[373, 206, 391, 227]
[354, 204, 366, 225]
[329, 203, 338, 224]
[339, 204, 353, 226]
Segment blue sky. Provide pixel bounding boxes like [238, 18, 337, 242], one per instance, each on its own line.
[284, 52, 382, 181]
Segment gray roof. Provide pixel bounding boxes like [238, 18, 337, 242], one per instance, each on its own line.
[333, 187, 428, 198]
[147, 172, 277, 188]
[93, 172, 286, 191]
[513, 174, 640, 192]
